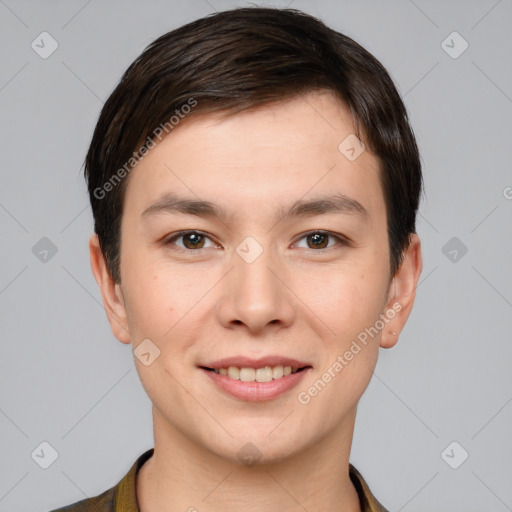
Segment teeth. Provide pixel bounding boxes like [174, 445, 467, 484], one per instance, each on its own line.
[240, 367, 255, 382]
[272, 366, 283, 379]
[212, 365, 300, 382]
[255, 367, 273, 382]
[227, 366, 240, 380]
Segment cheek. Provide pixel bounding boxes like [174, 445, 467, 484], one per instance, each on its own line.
[122, 266, 195, 401]
[120, 250, 175, 340]
[303, 262, 387, 334]
[128, 282, 166, 336]
[121, 252, 212, 354]
[297, 271, 384, 419]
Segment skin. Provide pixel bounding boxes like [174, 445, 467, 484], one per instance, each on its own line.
[90, 90, 422, 512]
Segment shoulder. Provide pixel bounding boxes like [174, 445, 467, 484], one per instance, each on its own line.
[49, 448, 154, 512]
[349, 463, 390, 512]
[49, 486, 115, 512]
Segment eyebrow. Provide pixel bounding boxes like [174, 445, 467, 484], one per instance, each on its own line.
[141, 192, 368, 223]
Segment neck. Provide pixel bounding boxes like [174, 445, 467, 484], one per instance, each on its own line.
[137, 407, 361, 512]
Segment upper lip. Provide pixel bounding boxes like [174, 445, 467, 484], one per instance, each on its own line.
[200, 356, 312, 370]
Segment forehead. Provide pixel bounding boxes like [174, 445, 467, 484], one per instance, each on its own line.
[122, 91, 385, 223]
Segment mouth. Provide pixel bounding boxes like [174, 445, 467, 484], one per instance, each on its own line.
[199, 364, 312, 382]
[198, 357, 313, 402]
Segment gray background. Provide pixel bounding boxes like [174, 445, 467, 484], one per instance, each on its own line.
[1, 0, 511, 511]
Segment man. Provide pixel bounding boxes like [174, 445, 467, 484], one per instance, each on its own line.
[53, 6, 422, 512]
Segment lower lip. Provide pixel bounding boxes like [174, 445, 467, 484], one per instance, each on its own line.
[200, 367, 311, 401]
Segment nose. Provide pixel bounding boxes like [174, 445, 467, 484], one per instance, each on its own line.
[216, 242, 296, 334]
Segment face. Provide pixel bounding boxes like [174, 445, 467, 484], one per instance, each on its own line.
[90, 90, 421, 464]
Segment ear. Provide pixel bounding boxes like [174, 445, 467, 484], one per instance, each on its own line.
[89, 233, 131, 344]
[380, 233, 422, 349]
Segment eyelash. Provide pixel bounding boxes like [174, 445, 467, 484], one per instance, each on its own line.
[163, 230, 350, 253]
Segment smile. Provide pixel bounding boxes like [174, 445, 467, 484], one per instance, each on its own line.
[202, 365, 308, 382]
[198, 355, 313, 401]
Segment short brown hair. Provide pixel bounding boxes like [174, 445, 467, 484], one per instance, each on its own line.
[84, 6, 422, 283]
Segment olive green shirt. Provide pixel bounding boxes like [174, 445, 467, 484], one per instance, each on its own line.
[51, 448, 389, 512]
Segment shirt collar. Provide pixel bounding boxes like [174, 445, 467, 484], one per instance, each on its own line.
[115, 448, 389, 512]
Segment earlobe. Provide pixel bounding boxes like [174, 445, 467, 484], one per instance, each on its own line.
[88, 233, 131, 344]
[380, 234, 423, 349]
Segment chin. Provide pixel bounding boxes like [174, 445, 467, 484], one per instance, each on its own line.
[207, 425, 307, 466]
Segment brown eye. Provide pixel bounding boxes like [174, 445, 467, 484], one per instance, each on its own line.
[307, 232, 329, 249]
[165, 231, 215, 251]
[295, 231, 348, 250]
[181, 232, 205, 249]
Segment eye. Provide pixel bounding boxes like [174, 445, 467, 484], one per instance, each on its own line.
[164, 230, 218, 251]
[163, 229, 349, 252]
[294, 230, 349, 250]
